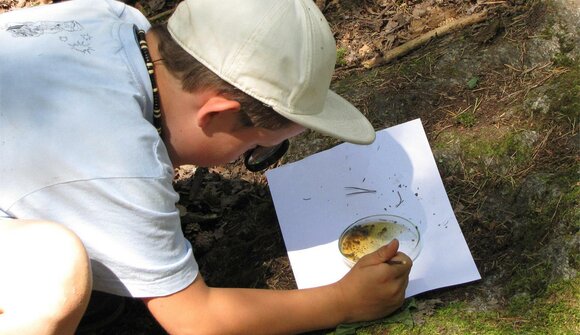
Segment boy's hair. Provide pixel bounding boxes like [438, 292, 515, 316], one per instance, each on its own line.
[149, 24, 292, 130]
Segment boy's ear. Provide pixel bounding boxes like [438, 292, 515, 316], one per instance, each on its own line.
[196, 96, 241, 128]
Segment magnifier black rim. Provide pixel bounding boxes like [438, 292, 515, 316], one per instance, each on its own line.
[244, 139, 290, 172]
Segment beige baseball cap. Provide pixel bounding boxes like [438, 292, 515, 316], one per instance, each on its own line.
[167, 0, 375, 144]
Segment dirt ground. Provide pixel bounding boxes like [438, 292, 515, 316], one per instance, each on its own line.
[2, 0, 578, 334]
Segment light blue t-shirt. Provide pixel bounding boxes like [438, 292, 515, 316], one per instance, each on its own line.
[0, 0, 198, 297]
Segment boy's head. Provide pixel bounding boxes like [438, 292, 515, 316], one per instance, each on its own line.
[166, 0, 376, 145]
[150, 24, 291, 131]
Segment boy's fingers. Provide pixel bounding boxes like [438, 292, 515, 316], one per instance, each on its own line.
[389, 252, 413, 277]
[358, 239, 399, 266]
[377, 239, 399, 261]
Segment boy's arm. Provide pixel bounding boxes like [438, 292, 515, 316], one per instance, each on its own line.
[143, 240, 411, 335]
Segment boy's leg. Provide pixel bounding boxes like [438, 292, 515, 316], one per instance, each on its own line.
[0, 219, 93, 335]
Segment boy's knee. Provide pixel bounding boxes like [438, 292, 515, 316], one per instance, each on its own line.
[7, 220, 92, 280]
[27, 220, 88, 255]
[25, 221, 93, 302]
[0, 220, 93, 330]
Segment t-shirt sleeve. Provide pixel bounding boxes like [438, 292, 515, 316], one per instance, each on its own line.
[106, 0, 152, 31]
[11, 177, 198, 298]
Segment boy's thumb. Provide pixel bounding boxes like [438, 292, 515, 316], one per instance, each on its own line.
[360, 239, 400, 265]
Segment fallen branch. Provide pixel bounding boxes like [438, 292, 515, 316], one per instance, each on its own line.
[148, 8, 175, 22]
[363, 10, 489, 69]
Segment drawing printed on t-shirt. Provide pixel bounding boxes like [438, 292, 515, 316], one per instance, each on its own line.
[66, 32, 94, 54]
[4, 20, 94, 54]
[6, 20, 82, 37]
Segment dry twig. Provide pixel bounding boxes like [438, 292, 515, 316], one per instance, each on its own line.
[148, 8, 175, 22]
[364, 11, 489, 68]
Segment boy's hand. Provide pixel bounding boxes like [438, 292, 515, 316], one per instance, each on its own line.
[335, 239, 412, 323]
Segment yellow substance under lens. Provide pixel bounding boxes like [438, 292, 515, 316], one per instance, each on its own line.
[339, 221, 406, 263]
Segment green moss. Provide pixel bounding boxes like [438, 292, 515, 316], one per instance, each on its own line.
[546, 64, 580, 120]
[548, 12, 579, 89]
[359, 278, 579, 335]
[336, 47, 348, 67]
[508, 292, 533, 314]
[467, 76, 480, 90]
[552, 12, 577, 56]
[512, 279, 579, 334]
[547, 171, 580, 223]
[508, 261, 554, 297]
[371, 301, 524, 334]
[434, 127, 537, 183]
[455, 111, 477, 127]
[553, 53, 577, 68]
[538, 0, 560, 41]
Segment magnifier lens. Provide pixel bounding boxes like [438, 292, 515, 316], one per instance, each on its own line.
[247, 145, 281, 165]
[244, 139, 289, 172]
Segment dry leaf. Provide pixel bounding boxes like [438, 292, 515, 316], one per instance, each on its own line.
[358, 44, 372, 57]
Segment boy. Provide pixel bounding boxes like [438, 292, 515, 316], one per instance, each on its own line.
[0, 0, 412, 334]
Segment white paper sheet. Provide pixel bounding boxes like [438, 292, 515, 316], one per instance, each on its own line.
[266, 119, 481, 297]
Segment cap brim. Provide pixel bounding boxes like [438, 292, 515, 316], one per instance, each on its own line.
[275, 90, 376, 145]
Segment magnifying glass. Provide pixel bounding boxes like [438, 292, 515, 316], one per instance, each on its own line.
[244, 139, 290, 172]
